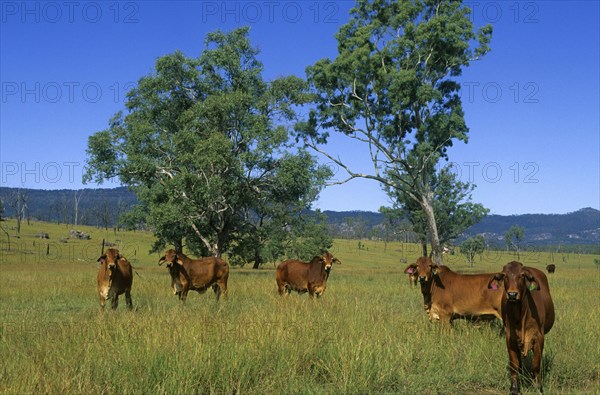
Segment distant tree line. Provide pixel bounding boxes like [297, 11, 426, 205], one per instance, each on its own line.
[2, 187, 598, 255]
[0, 187, 137, 231]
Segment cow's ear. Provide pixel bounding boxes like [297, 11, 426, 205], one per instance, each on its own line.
[523, 270, 540, 291]
[97, 255, 106, 263]
[488, 273, 504, 290]
[430, 264, 440, 275]
[333, 258, 342, 265]
[404, 265, 417, 274]
[158, 256, 166, 266]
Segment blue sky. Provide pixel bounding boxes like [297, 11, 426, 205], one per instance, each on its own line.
[1, 1, 598, 215]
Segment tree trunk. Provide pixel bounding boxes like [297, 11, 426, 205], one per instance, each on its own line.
[189, 222, 220, 257]
[420, 192, 444, 265]
[252, 248, 262, 269]
[421, 241, 428, 258]
[0, 225, 10, 251]
[173, 239, 183, 254]
[73, 190, 84, 228]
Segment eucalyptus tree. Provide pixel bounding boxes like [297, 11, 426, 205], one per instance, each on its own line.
[85, 27, 331, 260]
[391, 166, 489, 256]
[297, 0, 492, 264]
[460, 234, 486, 266]
[505, 225, 525, 259]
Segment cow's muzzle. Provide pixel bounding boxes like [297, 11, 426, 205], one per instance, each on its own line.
[507, 291, 519, 301]
[419, 276, 427, 284]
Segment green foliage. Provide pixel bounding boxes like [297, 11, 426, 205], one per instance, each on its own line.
[298, 0, 493, 261]
[283, 210, 333, 262]
[390, 166, 489, 250]
[229, 209, 332, 267]
[85, 27, 331, 262]
[460, 235, 486, 266]
[505, 225, 525, 258]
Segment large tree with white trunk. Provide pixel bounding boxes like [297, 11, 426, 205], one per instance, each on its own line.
[297, 0, 492, 264]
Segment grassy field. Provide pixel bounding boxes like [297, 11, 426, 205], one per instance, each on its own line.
[1, 219, 599, 394]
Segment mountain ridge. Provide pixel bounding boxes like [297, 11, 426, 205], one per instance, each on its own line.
[1, 187, 598, 246]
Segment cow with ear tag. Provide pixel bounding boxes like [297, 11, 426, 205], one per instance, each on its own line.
[158, 249, 229, 303]
[405, 256, 502, 325]
[97, 248, 133, 310]
[403, 264, 419, 289]
[488, 261, 554, 395]
[276, 251, 341, 298]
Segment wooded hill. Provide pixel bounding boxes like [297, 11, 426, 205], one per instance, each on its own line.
[0, 187, 137, 229]
[1, 187, 598, 248]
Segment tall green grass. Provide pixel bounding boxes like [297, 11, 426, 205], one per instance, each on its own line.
[1, 220, 599, 394]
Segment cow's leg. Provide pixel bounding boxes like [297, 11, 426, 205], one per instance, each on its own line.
[125, 290, 133, 310]
[506, 335, 521, 395]
[278, 282, 290, 296]
[532, 337, 544, 393]
[427, 305, 440, 322]
[276, 280, 286, 296]
[99, 296, 106, 311]
[438, 311, 451, 325]
[213, 280, 227, 299]
[180, 291, 188, 304]
[436, 311, 453, 333]
[111, 295, 119, 310]
[213, 284, 222, 301]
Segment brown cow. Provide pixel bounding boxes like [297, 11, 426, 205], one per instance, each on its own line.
[403, 265, 419, 289]
[276, 251, 341, 297]
[405, 257, 502, 324]
[97, 248, 133, 310]
[158, 249, 229, 302]
[545, 264, 556, 274]
[488, 261, 555, 395]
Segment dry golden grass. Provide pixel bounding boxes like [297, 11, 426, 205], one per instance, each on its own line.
[1, 220, 599, 394]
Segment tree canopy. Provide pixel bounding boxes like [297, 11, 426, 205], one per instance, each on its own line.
[297, 0, 492, 264]
[390, 166, 489, 255]
[85, 27, 332, 263]
[505, 225, 525, 259]
[460, 235, 486, 266]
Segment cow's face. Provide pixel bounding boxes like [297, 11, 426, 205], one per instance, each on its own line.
[488, 261, 540, 302]
[404, 264, 419, 286]
[158, 249, 179, 268]
[321, 251, 341, 272]
[413, 256, 438, 284]
[98, 248, 121, 276]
